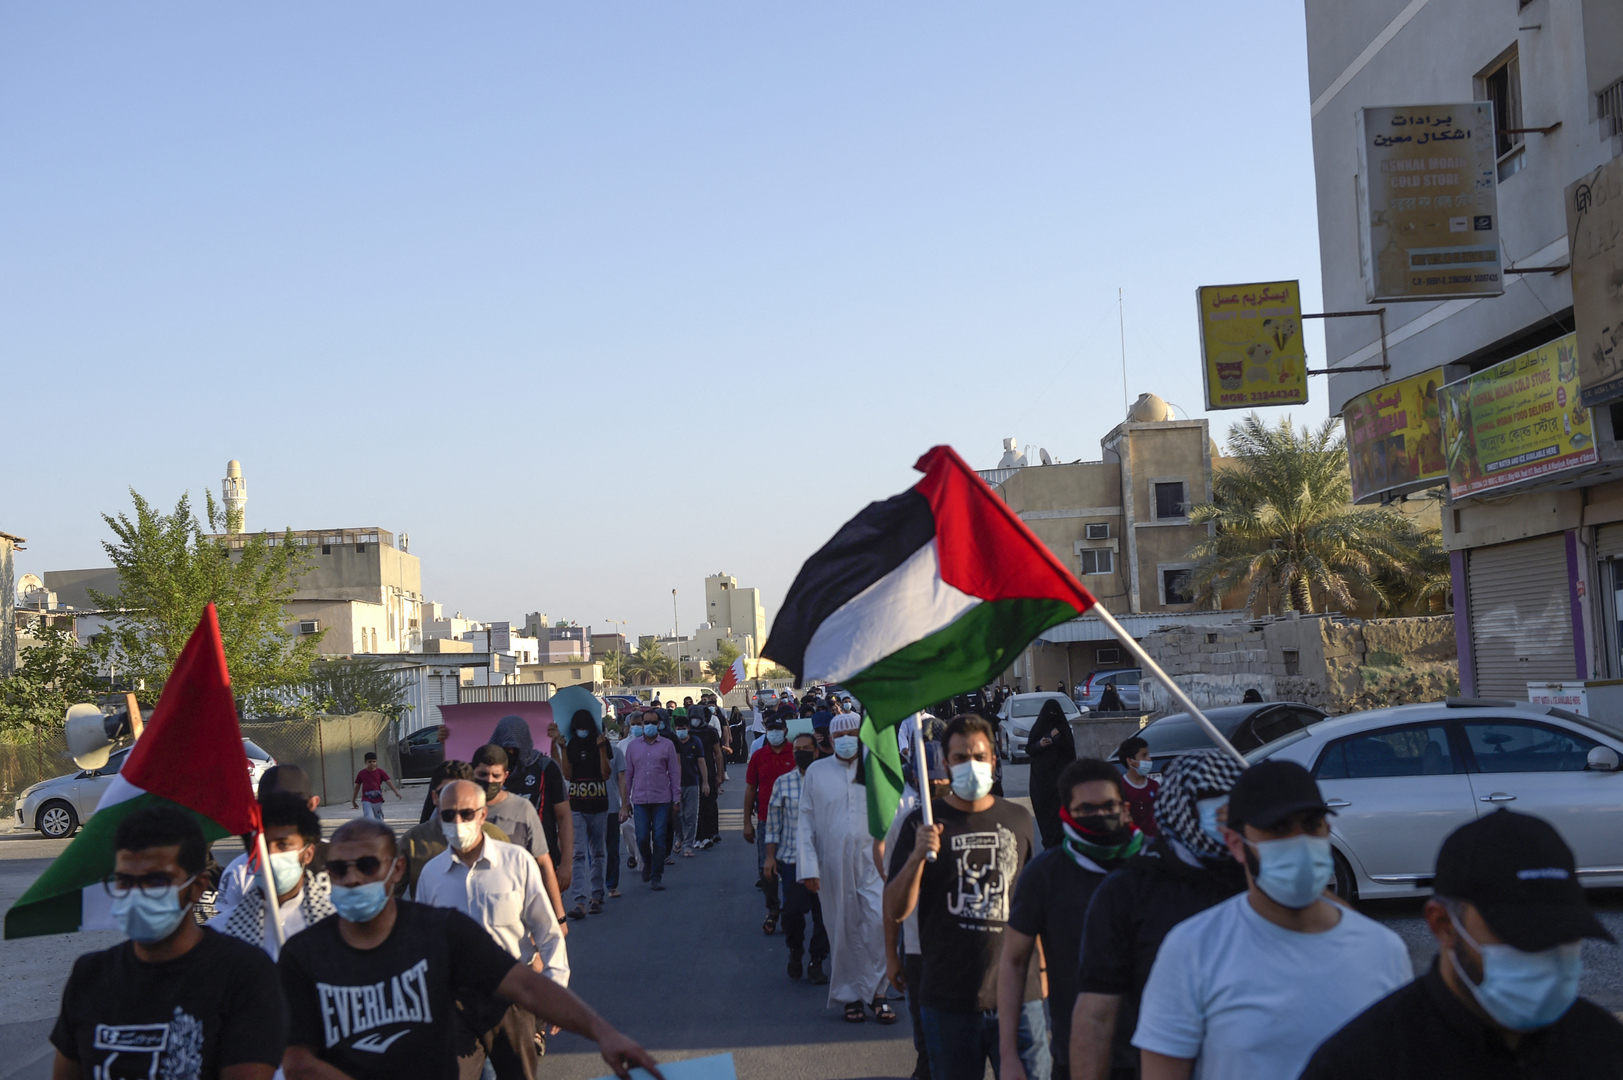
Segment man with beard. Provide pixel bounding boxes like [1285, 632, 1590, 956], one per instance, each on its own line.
[798, 713, 891, 1023]
[1070, 749, 1247, 1080]
[999, 760, 1144, 1080]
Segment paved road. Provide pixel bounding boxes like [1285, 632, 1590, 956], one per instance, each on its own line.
[2, 762, 1621, 1080]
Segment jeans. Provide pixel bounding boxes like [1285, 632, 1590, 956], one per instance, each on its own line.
[633, 803, 670, 883]
[678, 786, 700, 850]
[570, 811, 607, 906]
[360, 800, 385, 821]
[605, 811, 620, 891]
[754, 830, 779, 915]
[776, 861, 828, 961]
[920, 1000, 1050, 1080]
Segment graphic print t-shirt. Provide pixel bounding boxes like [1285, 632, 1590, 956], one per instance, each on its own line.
[51, 928, 288, 1078]
[279, 901, 517, 1080]
[888, 797, 1038, 1012]
[508, 756, 568, 856]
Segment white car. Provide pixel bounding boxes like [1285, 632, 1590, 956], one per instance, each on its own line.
[18, 739, 276, 839]
[1250, 699, 1623, 900]
[996, 692, 1086, 762]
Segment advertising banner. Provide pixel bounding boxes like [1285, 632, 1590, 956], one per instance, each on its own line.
[1437, 334, 1596, 498]
[1356, 104, 1502, 302]
[1197, 280, 1309, 410]
[1566, 156, 1623, 407]
[1343, 367, 1448, 503]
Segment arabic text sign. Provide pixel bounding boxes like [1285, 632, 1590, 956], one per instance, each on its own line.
[1197, 280, 1309, 410]
[1567, 156, 1623, 407]
[1437, 334, 1596, 498]
[1356, 104, 1502, 303]
[1344, 367, 1447, 503]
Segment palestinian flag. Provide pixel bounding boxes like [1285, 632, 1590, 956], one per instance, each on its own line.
[762, 446, 1097, 836]
[5, 604, 261, 938]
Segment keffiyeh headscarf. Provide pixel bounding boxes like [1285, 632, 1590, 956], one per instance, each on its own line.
[221, 869, 336, 948]
[1154, 748, 1245, 860]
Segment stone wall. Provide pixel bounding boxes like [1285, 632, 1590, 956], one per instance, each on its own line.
[1139, 614, 1459, 716]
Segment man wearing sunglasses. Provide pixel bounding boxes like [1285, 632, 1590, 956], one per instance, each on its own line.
[398, 761, 510, 898]
[51, 806, 287, 1080]
[280, 817, 659, 1080]
[416, 780, 567, 1080]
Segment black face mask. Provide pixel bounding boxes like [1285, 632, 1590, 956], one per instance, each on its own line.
[1073, 816, 1133, 845]
[793, 750, 816, 770]
[483, 782, 504, 802]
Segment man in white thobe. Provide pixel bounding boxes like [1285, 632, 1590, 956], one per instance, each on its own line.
[798, 713, 894, 1022]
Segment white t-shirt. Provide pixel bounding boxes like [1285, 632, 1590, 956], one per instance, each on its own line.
[1133, 892, 1412, 1080]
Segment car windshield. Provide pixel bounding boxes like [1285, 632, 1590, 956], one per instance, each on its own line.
[242, 740, 272, 761]
[1141, 713, 1249, 753]
[1011, 699, 1047, 717]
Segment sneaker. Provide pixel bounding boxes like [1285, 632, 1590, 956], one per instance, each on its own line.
[787, 953, 803, 980]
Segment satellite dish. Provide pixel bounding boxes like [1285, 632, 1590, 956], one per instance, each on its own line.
[1039, 448, 1054, 466]
[65, 704, 113, 770]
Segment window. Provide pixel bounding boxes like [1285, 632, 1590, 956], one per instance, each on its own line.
[1085, 523, 1111, 540]
[1154, 482, 1187, 520]
[1162, 568, 1193, 605]
[571, 668, 582, 679]
[1316, 724, 1458, 779]
[1601, 77, 1623, 140]
[1463, 720, 1598, 773]
[1096, 647, 1122, 664]
[1481, 48, 1524, 180]
[1079, 549, 1114, 576]
[1114, 671, 1141, 685]
[321, 545, 331, 555]
[1282, 649, 1300, 676]
[356, 543, 367, 553]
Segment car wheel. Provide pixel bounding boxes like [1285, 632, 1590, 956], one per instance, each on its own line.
[38, 800, 79, 839]
[1330, 847, 1358, 902]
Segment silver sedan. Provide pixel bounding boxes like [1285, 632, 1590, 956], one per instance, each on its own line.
[1252, 699, 1623, 900]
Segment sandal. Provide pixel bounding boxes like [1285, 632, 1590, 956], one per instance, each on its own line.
[763, 915, 778, 936]
[844, 1001, 867, 1023]
[871, 1000, 898, 1024]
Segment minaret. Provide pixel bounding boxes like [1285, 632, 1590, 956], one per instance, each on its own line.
[223, 460, 247, 533]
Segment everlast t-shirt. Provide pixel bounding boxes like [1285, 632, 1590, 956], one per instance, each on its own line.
[279, 901, 517, 1080]
[888, 797, 1039, 1013]
[566, 740, 610, 815]
[51, 928, 287, 1079]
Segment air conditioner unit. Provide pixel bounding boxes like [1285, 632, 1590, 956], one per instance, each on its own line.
[298, 620, 320, 635]
[1085, 523, 1110, 540]
[1096, 647, 1122, 664]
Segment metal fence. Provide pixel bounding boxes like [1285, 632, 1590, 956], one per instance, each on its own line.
[240, 712, 401, 807]
[0, 729, 74, 822]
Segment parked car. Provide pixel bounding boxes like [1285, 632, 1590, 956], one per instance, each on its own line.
[400, 724, 446, 779]
[605, 694, 642, 719]
[1117, 702, 1329, 774]
[1077, 669, 1143, 711]
[19, 739, 275, 839]
[1250, 698, 1623, 900]
[752, 689, 782, 710]
[996, 692, 1086, 762]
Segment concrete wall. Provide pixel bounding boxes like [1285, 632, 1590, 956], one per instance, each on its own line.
[42, 567, 121, 610]
[1139, 614, 1459, 716]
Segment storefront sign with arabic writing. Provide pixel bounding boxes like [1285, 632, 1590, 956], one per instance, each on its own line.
[1437, 334, 1596, 498]
[1197, 280, 1309, 410]
[1566, 156, 1623, 407]
[1355, 104, 1503, 302]
[1344, 367, 1448, 503]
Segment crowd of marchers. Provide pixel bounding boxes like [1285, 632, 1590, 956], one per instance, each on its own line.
[741, 691, 1623, 1080]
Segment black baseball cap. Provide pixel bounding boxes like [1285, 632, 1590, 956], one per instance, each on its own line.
[1226, 759, 1332, 831]
[1434, 808, 1613, 951]
[763, 715, 788, 731]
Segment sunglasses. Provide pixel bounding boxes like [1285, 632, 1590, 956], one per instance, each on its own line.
[326, 856, 392, 879]
[440, 808, 481, 823]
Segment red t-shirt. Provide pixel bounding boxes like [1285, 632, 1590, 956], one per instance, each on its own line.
[745, 743, 796, 822]
[356, 767, 390, 802]
[1121, 770, 1159, 837]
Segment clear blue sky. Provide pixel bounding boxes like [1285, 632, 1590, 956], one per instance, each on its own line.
[2, 3, 1331, 642]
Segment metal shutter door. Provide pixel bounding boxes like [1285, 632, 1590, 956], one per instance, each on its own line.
[1596, 524, 1623, 561]
[1468, 535, 1574, 698]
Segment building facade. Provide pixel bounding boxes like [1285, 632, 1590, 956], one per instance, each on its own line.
[704, 573, 765, 655]
[1305, 0, 1623, 697]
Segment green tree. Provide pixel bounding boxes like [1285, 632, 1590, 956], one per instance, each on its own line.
[597, 648, 627, 686]
[705, 640, 742, 680]
[624, 638, 677, 685]
[297, 657, 413, 721]
[0, 626, 103, 734]
[1186, 414, 1425, 614]
[90, 489, 325, 715]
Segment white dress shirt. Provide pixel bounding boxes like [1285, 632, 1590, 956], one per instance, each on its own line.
[416, 836, 570, 986]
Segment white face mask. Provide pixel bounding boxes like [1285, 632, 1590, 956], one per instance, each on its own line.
[447, 819, 483, 852]
[949, 760, 994, 801]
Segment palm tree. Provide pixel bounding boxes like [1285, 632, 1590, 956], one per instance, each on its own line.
[1186, 413, 1429, 614]
[623, 638, 677, 685]
[705, 640, 741, 681]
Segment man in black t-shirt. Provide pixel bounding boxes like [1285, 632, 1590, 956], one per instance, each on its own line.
[999, 759, 1145, 1080]
[279, 817, 659, 1080]
[885, 714, 1042, 1080]
[552, 710, 611, 919]
[51, 805, 287, 1080]
[491, 715, 573, 890]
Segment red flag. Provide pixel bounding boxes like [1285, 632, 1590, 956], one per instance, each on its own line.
[718, 655, 745, 697]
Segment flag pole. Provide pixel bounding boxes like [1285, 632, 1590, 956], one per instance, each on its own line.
[1087, 606, 1248, 767]
[252, 830, 286, 950]
[910, 711, 936, 862]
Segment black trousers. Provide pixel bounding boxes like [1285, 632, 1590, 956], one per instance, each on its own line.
[777, 861, 829, 960]
[698, 782, 720, 841]
[905, 953, 931, 1080]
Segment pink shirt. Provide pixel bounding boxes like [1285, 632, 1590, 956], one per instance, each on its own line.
[624, 736, 681, 805]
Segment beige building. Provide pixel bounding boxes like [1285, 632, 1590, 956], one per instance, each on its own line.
[705, 573, 765, 655]
[517, 659, 605, 691]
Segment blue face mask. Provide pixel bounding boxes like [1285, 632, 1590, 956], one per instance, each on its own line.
[949, 760, 994, 801]
[331, 877, 392, 923]
[269, 849, 307, 896]
[833, 735, 861, 760]
[676, 729, 690, 740]
[1195, 796, 1229, 848]
[1450, 913, 1583, 1030]
[1246, 833, 1335, 908]
[628, 725, 644, 739]
[765, 729, 786, 747]
[110, 876, 197, 943]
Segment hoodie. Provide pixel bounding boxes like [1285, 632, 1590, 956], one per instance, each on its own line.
[490, 715, 563, 852]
